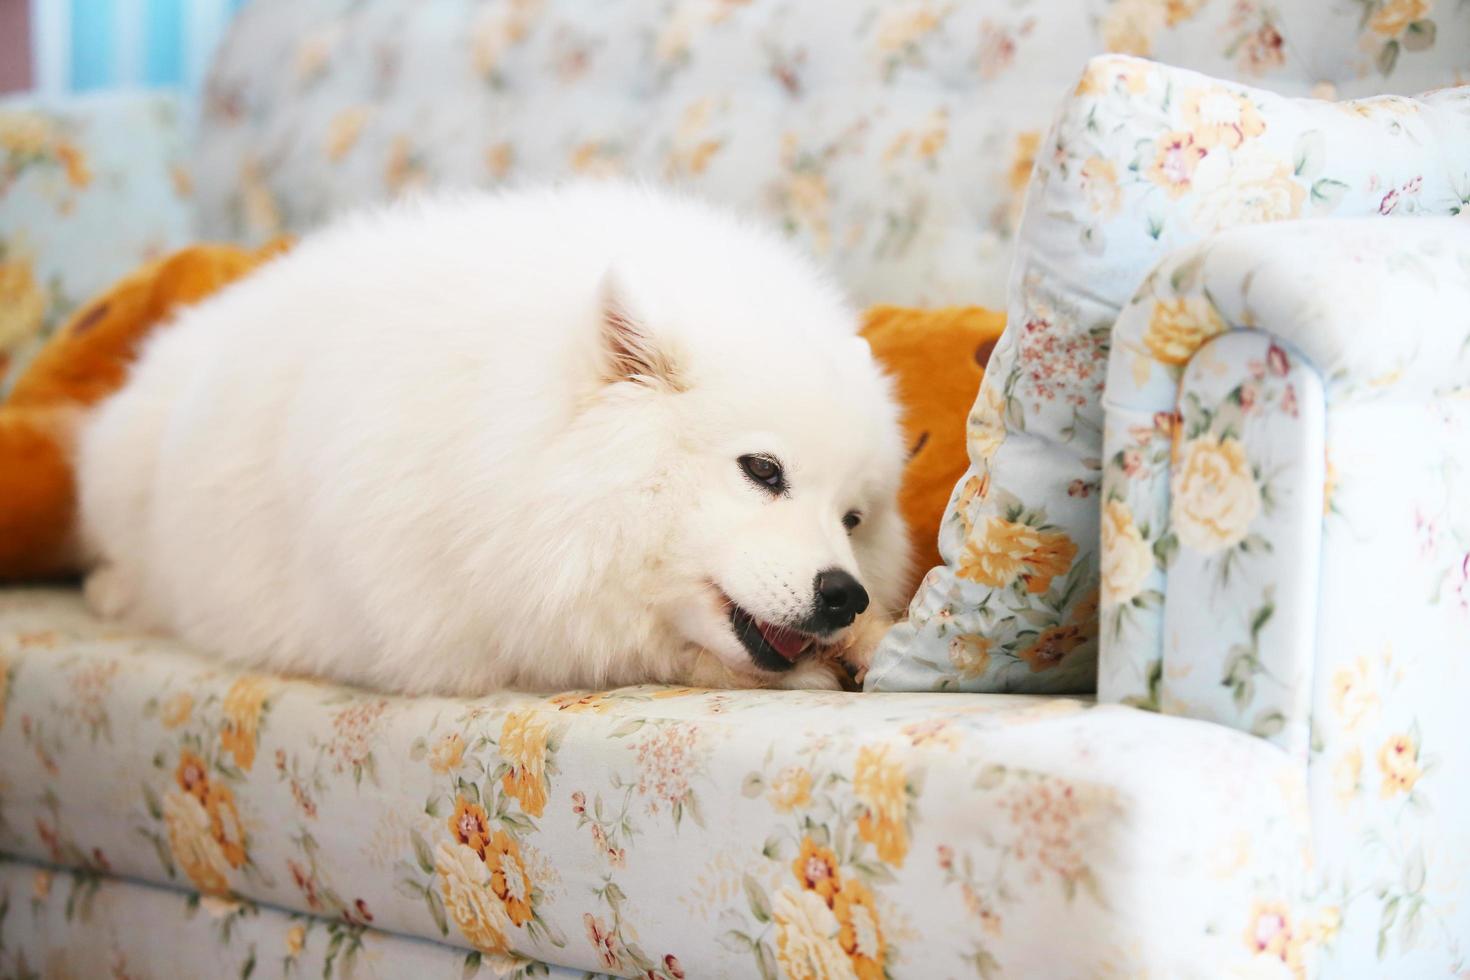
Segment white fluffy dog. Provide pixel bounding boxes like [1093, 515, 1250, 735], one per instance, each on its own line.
[77, 182, 909, 694]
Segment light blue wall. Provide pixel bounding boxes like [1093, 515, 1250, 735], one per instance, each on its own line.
[32, 0, 247, 97]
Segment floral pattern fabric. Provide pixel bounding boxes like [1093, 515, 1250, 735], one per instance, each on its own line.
[869, 54, 1470, 695]
[1101, 326, 1326, 759]
[1100, 217, 1470, 976]
[193, 0, 1470, 313]
[0, 92, 195, 397]
[0, 588, 1319, 977]
[0, 858, 583, 980]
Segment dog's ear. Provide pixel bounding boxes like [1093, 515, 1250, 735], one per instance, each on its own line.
[599, 270, 683, 391]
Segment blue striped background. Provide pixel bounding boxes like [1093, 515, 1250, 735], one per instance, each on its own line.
[34, 0, 249, 96]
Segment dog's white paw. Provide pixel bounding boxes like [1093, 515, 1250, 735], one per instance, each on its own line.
[774, 658, 846, 691]
[83, 564, 136, 621]
[833, 610, 892, 688]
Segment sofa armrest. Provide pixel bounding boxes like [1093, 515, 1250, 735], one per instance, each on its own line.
[1, 91, 196, 395]
[1098, 217, 1470, 759]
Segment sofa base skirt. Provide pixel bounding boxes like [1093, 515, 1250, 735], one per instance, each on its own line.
[0, 857, 585, 980]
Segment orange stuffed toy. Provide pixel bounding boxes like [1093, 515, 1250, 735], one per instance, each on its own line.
[0, 247, 1004, 602]
[0, 241, 288, 581]
[859, 305, 1006, 597]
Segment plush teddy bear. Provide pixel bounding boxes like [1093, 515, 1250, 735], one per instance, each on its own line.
[0, 241, 287, 581]
[0, 243, 1004, 600]
[859, 304, 1006, 597]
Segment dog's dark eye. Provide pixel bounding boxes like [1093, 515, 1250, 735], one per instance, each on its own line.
[843, 511, 862, 532]
[739, 454, 784, 493]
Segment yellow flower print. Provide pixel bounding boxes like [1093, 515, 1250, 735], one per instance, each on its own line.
[854, 744, 909, 866]
[547, 691, 612, 712]
[220, 676, 270, 772]
[175, 748, 211, 802]
[784, 171, 832, 253]
[1146, 131, 1207, 199]
[484, 142, 514, 179]
[1009, 131, 1041, 193]
[450, 795, 493, 859]
[957, 519, 1078, 596]
[1323, 450, 1337, 516]
[285, 923, 306, 957]
[470, 1, 537, 78]
[888, 112, 951, 164]
[0, 111, 51, 155]
[768, 765, 813, 814]
[948, 634, 991, 680]
[292, 28, 338, 83]
[1180, 87, 1266, 150]
[1099, 0, 1166, 56]
[1142, 296, 1227, 367]
[901, 718, 959, 750]
[486, 830, 535, 927]
[1100, 499, 1152, 606]
[668, 97, 726, 177]
[325, 106, 372, 162]
[429, 732, 466, 774]
[1333, 747, 1362, 805]
[1075, 58, 1152, 96]
[773, 887, 852, 980]
[1171, 434, 1262, 554]
[1329, 657, 1379, 732]
[967, 381, 1007, 464]
[834, 878, 886, 980]
[385, 136, 427, 195]
[1164, 0, 1207, 23]
[435, 841, 510, 954]
[0, 256, 47, 355]
[916, 107, 949, 159]
[240, 160, 283, 239]
[164, 788, 231, 895]
[499, 710, 550, 817]
[1019, 623, 1091, 672]
[1080, 157, 1122, 216]
[792, 837, 843, 905]
[205, 783, 248, 869]
[1369, 0, 1429, 36]
[1244, 901, 1305, 976]
[1005, 130, 1040, 230]
[160, 691, 194, 729]
[1189, 146, 1306, 231]
[1377, 733, 1422, 797]
[952, 473, 991, 537]
[52, 140, 90, 188]
[874, 5, 943, 52]
[1312, 905, 1342, 944]
[568, 140, 624, 178]
[200, 894, 243, 919]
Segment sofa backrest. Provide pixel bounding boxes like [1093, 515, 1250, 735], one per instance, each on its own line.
[194, 0, 1470, 308]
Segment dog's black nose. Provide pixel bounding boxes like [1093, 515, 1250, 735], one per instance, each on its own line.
[813, 569, 869, 629]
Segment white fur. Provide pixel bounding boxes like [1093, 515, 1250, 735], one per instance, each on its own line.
[76, 182, 909, 695]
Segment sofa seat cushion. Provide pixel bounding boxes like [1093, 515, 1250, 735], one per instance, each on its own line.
[0, 588, 1317, 976]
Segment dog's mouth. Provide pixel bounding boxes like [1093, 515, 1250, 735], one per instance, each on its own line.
[725, 599, 819, 673]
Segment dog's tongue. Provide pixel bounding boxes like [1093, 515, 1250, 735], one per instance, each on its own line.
[757, 620, 809, 662]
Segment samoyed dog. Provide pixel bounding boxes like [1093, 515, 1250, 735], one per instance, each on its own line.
[76, 182, 910, 695]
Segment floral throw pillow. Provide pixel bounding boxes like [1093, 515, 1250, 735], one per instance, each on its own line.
[866, 54, 1470, 693]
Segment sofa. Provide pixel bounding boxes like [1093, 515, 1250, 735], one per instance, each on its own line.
[2, 2, 1468, 977]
